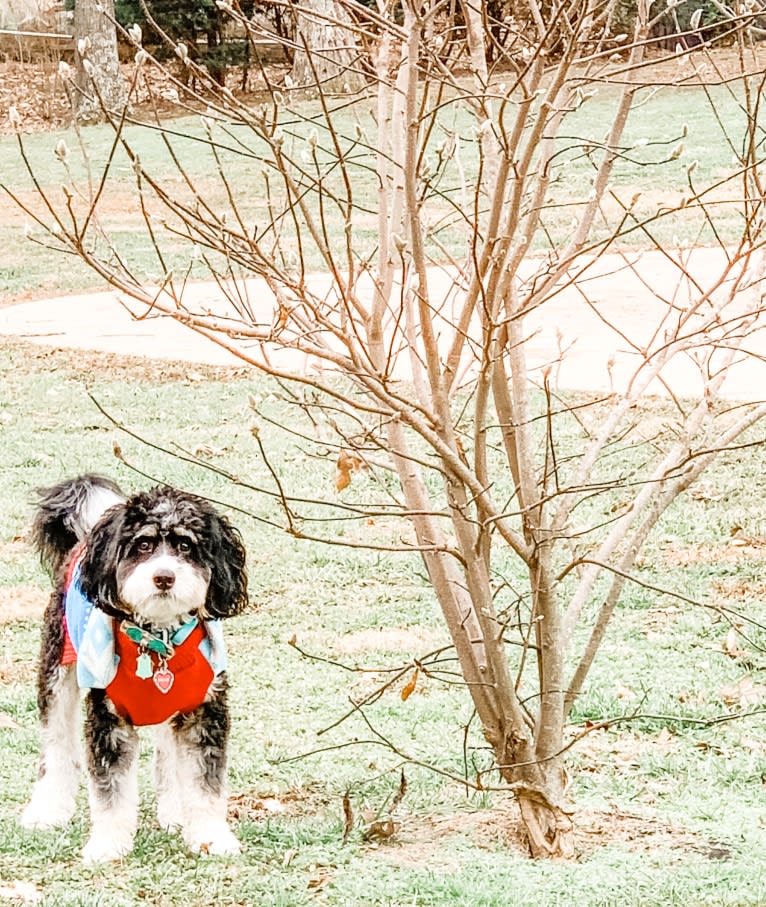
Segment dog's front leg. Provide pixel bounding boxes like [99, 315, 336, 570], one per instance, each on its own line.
[172, 675, 240, 856]
[154, 722, 183, 830]
[82, 690, 139, 864]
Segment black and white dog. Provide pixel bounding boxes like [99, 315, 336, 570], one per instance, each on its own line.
[22, 475, 248, 862]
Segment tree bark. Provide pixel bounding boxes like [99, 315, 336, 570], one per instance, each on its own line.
[74, 0, 126, 123]
[290, 0, 366, 93]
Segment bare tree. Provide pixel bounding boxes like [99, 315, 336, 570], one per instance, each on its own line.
[72, 0, 126, 122]
[7, 0, 766, 858]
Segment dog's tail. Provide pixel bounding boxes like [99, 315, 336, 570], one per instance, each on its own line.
[31, 474, 125, 575]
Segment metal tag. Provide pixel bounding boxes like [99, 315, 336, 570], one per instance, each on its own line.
[136, 652, 154, 680]
[153, 667, 175, 694]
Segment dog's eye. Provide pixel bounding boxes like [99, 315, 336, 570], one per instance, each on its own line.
[136, 539, 155, 554]
[177, 540, 192, 554]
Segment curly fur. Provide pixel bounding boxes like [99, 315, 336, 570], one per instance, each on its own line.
[78, 485, 248, 622]
[22, 475, 247, 863]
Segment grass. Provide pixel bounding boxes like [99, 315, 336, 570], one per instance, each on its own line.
[3, 340, 766, 905]
[0, 64, 754, 301]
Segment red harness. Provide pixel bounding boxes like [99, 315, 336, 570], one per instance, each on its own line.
[62, 617, 214, 726]
[60, 552, 81, 666]
[107, 622, 214, 725]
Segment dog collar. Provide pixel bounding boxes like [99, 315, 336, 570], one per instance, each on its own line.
[120, 618, 199, 686]
[120, 618, 198, 654]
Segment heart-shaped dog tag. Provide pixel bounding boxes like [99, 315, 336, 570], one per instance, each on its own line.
[153, 667, 174, 694]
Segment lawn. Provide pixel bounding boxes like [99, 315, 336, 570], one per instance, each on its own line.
[0, 61, 753, 302]
[2, 339, 766, 906]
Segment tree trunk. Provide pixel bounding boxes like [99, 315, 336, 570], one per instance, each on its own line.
[290, 0, 366, 93]
[74, 0, 126, 123]
[496, 737, 575, 859]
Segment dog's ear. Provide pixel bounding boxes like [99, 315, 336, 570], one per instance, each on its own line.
[203, 512, 248, 619]
[78, 504, 126, 616]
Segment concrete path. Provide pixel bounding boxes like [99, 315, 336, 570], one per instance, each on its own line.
[2, 248, 766, 400]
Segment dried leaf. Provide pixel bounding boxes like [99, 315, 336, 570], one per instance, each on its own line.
[656, 727, 674, 747]
[193, 444, 227, 459]
[390, 769, 408, 814]
[719, 675, 766, 708]
[694, 741, 723, 754]
[401, 668, 419, 701]
[616, 685, 636, 701]
[341, 791, 354, 845]
[334, 449, 367, 492]
[362, 818, 397, 842]
[0, 712, 21, 729]
[582, 719, 609, 730]
[228, 793, 286, 820]
[276, 304, 290, 331]
[307, 874, 330, 891]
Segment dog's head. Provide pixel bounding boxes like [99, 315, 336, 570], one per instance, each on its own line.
[78, 486, 248, 627]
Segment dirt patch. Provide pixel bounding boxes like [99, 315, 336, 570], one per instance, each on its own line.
[662, 539, 766, 566]
[227, 787, 725, 864]
[711, 577, 766, 600]
[3, 335, 250, 383]
[0, 58, 71, 133]
[0, 660, 35, 684]
[228, 782, 330, 822]
[0, 56, 288, 136]
[332, 627, 444, 657]
[0, 585, 46, 623]
[373, 802, 730, 865]
[576, 808, 730, 860]
[0, 539, 28, 559]
[636, 43, 766, 85]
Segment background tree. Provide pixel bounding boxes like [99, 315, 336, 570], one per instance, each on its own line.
[288, 0, 367, 92]
[115, 0, 237, 84]
[72, 0, 126, 121]
[8, 0, 766, 858]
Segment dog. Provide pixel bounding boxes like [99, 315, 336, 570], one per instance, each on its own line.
[21, 475, 248, 863]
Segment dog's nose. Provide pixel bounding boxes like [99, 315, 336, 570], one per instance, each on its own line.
[153, 569, 176, 591]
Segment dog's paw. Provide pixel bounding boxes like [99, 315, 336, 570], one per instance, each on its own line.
[156, 805, 183, 832]
[21, 796, 75, 830]
[185, 823, 241, 857]
[82, 833, 133, 864]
